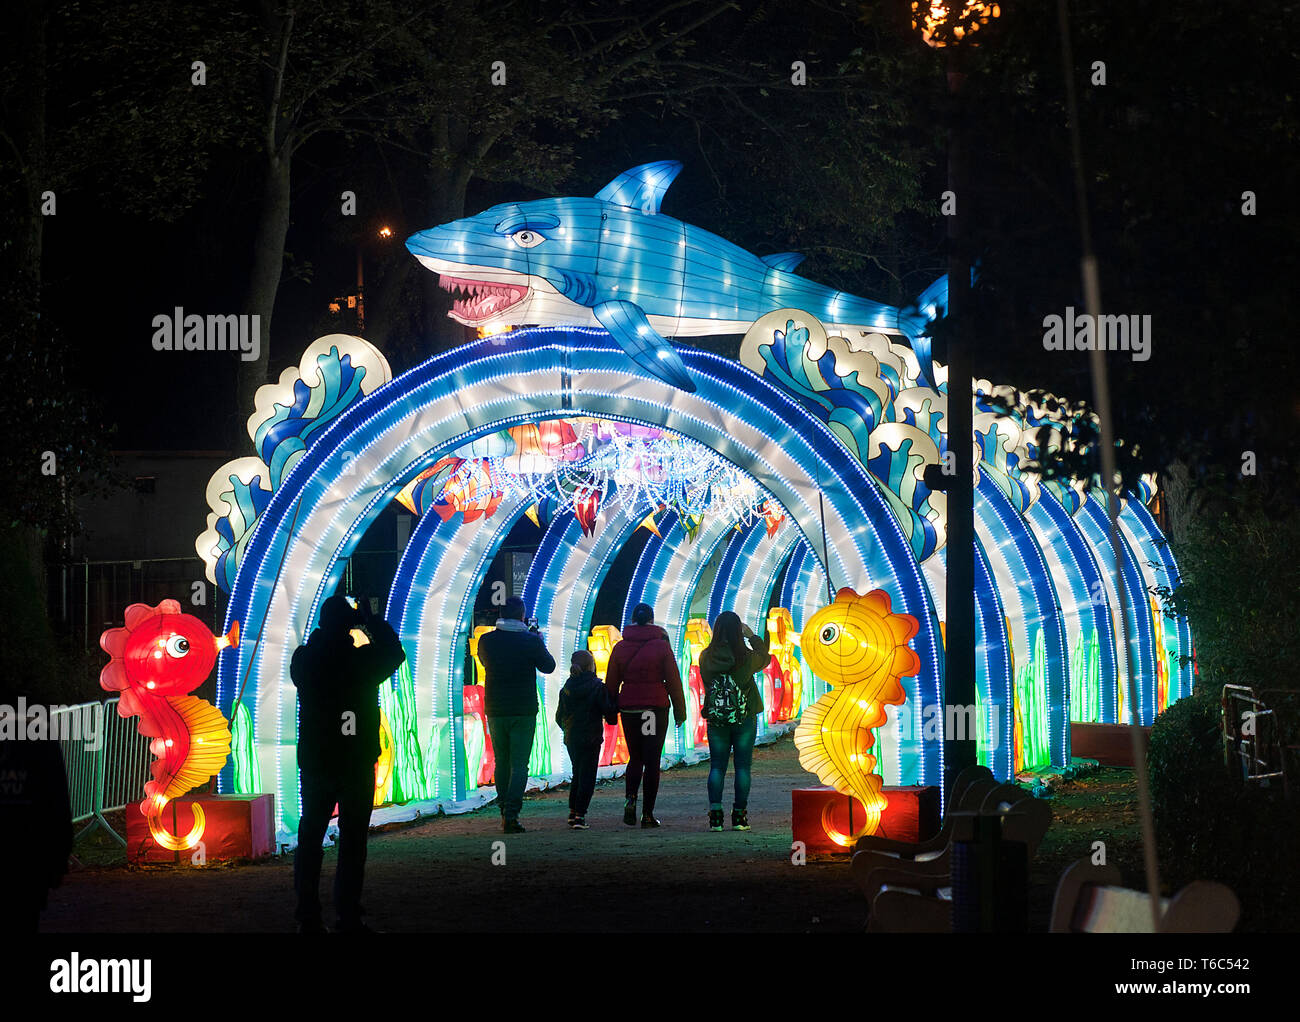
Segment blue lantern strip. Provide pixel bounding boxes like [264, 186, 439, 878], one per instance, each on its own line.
[782, 539, 831, 705]
[719, 524, 809, 745]
[1114, 498, 1188, 710]
[1027, 490, 1119, 724]
[707, 519, 763, 624]
[633, 512, 742, 758]
[385, 489, 535, 803]
[624, 509, 674, 627]
[973, 541, 1015, 780]
[975, 468, 1071, 770]
[524, 499, 646, 770]
[1121, 495, 1194, 704]
[1076, 496, 1159, 726]
[727, 524, 804, 637]
[217, 331, 945, 839]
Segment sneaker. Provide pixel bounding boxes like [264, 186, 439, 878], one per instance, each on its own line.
[708, 809, 724, 832]
[623, 798, 637, 826]
[503, 818, 526, 834]
[570, 816, 589, 830]
[641, 814, 661, 828]
[731, 808, 750, 831]
[296, 919, 329, 934]
[336, 921, 380, 934]
[567, 811, 576, 825]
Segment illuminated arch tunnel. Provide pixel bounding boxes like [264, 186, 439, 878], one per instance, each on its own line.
[204, 328, 1192, 841]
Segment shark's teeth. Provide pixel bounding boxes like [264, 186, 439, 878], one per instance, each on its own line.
[438, 274, 529, 323]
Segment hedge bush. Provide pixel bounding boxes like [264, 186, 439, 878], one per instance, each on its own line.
[1148, 687, 1298, 930]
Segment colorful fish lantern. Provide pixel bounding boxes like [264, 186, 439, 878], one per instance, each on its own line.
[760, 499, 785, 539]
[464, 626, 497, 786]
[433, 458, 504, 523]
[684, 618, 713, 746]
[99, 601, 239, 851]
[636, 511, 663, 538]
[588, 626, 628, 766]
[767, 607, 801, 719]
[574, 486, 601, 537]
[793, 588, 918, 846]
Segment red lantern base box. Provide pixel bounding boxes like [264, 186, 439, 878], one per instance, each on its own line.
[126, 793, 275, 863]
[792, 785, 940, 854]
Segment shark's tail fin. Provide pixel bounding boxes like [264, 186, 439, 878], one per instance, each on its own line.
[897, 268, 980, 391]
[896, 274, 951, 392]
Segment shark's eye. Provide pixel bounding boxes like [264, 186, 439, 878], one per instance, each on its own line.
[510, 229, 546, 249]
[164, 634, 191, 658]
[819, 623, 840, 645]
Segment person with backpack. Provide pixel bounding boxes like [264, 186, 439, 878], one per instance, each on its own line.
[604, 603, 686, 828]
[699, 611, 770, 832]
[555, 649, 613, 829]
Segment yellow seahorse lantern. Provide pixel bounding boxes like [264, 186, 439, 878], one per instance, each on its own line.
[793, 587, 919, 846]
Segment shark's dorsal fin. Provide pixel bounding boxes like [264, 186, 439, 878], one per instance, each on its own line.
[761, 252, 805, 271]
[592, 299, 696, 392]
[595, 161, 683, 215]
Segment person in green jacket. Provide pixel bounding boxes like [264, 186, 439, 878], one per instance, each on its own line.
[698, 611, 770, 832]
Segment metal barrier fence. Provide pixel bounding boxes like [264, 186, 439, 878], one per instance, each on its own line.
[54, 698, 153, 846]
[58, 557, 227, 652]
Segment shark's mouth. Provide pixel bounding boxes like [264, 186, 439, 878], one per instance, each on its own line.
[439, 274, 529, 324]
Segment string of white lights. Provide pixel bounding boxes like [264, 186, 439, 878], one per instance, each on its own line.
[465, 429, 775, 525]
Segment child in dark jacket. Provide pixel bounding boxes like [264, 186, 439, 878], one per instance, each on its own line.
[555, 650, 612, 829]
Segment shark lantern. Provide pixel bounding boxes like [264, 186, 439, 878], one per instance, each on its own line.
[406, 161, 949, 393]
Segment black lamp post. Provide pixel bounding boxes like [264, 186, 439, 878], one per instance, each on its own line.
[909, 1, 1002, 797]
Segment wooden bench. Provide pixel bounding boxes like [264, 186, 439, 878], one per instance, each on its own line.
[849, 765, 995, 893]
[864, 795, 1053, 932]
[1050, 859, 1239, 932]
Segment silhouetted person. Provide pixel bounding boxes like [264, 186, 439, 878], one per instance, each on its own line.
[556, 649, 612, 829]
[477, 596, 555, 832]
[605, 603, 686, 828]
[291, 594, 405, 933]
[0, 701, 73, 932]
[700, 611, 769, 832]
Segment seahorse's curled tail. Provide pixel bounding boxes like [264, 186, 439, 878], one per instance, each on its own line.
[794, 691, 891, 845]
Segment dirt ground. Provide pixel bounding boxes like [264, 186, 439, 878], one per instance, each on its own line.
[46, 736, 864, 933]
[43, 737, 1141, 932]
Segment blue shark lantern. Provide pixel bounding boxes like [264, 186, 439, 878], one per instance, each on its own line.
[407, 161, 948, 392]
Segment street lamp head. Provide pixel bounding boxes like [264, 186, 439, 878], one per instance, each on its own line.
[911, 1, 1001, 48]
[378, 225, 393, 239]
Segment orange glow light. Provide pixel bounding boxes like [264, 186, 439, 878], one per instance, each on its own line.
[911, 1, 1001, 48]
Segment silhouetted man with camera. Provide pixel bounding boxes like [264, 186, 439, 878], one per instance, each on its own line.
[292, 594, 405, 933]
[477, 596, 555, 832]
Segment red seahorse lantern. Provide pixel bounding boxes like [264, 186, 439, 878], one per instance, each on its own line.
[100, 600, 240, 851]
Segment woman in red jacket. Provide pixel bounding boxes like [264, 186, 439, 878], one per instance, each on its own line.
[605, 603, 687, 827]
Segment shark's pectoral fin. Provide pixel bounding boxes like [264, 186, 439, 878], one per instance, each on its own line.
[593, 300, 696, 393]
